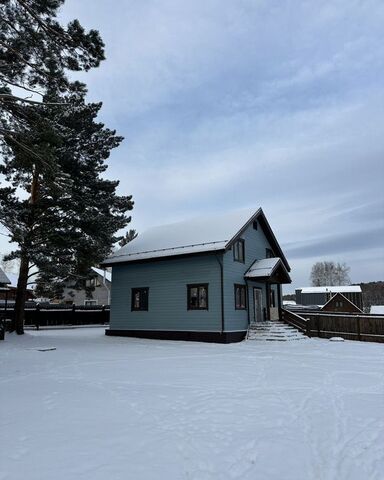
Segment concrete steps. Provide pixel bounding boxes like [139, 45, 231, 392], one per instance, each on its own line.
[247, 320, 308, 341]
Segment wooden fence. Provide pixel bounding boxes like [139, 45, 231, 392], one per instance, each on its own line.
[281, 308, 384, 343]
[1, 304, 110, 331]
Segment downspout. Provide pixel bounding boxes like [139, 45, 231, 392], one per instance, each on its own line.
[245, 278, 251, 340]
[215, 255, 225, 335]
[102, 269, 111, 305]
[245, 279, 250, 326]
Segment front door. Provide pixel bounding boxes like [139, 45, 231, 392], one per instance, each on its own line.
[252, 288, 263, 324]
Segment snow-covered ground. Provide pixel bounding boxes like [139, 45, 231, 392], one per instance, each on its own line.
[1, 329, 383, 480]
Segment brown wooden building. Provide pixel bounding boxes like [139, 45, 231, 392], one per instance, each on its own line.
[321, 292, 362, 314]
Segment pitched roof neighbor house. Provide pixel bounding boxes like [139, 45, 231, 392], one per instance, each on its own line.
[320, 292, 363, 313]
[296, 286, 363, 310]
[103, 208, 291, 343]
[0, 269, 35, 302]
[60, 267, 111, 305]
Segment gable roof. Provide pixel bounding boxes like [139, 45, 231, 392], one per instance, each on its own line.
[321, 292, 362, 312]
[245, 257, 291, 283]
[0, 267, 11, 285]
[103, 208, 290, 270]
[91, 267, 112, 283]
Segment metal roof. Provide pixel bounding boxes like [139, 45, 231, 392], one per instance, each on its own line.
[103, 207, 290, 269]
[104, 208, 257, 265]
[244, 258, 291, 283]
[245, 258, 281, 278]
[299, 286, 361, 294]
[0, 267, 11, 285]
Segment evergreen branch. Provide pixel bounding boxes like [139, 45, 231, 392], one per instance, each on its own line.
[0, 39, 48, 77]
[15, 0, 69, 42]
[0, 130, 55, 170]
[0, 94, 68, 106]
[0, 76, 44, 97]
[14, 0, 94, 58]
[1, 16, 22, 36]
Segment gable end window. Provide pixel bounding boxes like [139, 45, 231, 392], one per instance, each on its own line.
[266, 248, 274, 258]
[187, 284, 208, 310]
[233, 239, 245, 263]
[131, 287, 149, 311]
[234, 284, 247, 310]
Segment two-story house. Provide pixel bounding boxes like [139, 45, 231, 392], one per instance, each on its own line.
[103, 208, 291, 343]
[61, 267, 111, 306]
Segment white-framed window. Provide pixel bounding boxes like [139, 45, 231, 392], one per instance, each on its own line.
[84, 299, 97, 306]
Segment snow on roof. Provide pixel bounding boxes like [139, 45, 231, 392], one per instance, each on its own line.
[245, 258, 281, 278]
[370, 305, 384, 315]
[91, 267, 112, 283]
[5, 272, 18, 288]
[299, 286, 362, 294]
[105, 208, 258, 265]
[0, 267, 11, 285]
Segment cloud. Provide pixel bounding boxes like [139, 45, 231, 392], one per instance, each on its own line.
[2, 0, 383, 291]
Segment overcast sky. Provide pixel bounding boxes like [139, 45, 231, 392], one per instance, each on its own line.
[1, 0, 384, 292]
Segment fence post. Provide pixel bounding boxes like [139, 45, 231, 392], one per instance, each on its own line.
[306, 318, 311, 337]
[357, 315, 361, 341]
[35, 303, 40, 330]
[72, 304, 76, 326]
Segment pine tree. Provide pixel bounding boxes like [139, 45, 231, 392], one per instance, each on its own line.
[119, 229, 138, 247]
[0, 1, 133, 333]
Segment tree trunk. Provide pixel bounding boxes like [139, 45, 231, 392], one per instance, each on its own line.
[12, 168, 39, 334]
[13, 254, 29, 335]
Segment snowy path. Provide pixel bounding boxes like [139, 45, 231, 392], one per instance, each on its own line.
[1, 329, 383, 480]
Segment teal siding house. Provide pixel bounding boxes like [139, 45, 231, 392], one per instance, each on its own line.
[103, 208, 291, 343]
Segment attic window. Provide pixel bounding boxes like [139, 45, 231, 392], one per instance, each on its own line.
[233, 239, 245, 263]
[253, 221, 258, 230]
[266, 248, 274, 259]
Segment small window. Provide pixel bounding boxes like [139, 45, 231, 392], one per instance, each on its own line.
[84, 299, 97, 306]
[187, 284, 208, 310]
[86, 277, 99, 288]
[131, 287, 149, 311]
[253, 220, 258, 230]
[233, 239, 245, 263]
[270, 290, 276, 308]
[266, 248, 274, 258]
[235, 284, 247, 310]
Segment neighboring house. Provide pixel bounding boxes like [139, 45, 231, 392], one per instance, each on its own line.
[321, 292, 362, 313]
[61, 267, 111, 306]
[0, 271, 34, 302]
[370, 305, 384, 315]
[0, 267, 11, 303]
[296, 286, 363, 310]
[103, 208, 291, 343]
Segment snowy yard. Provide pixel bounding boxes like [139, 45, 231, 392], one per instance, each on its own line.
[1, 329, 383, 480]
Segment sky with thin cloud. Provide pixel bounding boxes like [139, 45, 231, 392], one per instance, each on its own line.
[1, 0, 383, 291]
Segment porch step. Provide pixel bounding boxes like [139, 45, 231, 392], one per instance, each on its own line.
[247, 320, 308, 341]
